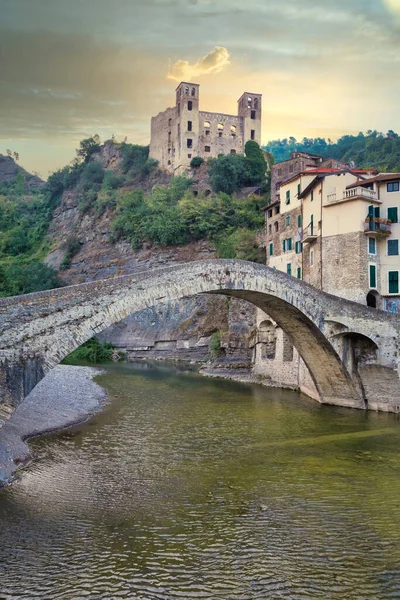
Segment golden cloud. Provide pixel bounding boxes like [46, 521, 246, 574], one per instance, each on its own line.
[167, 46, 230, 81]
[382, 0, 400, 17]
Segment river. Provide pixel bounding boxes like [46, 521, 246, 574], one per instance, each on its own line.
[0, 361, 400, 599]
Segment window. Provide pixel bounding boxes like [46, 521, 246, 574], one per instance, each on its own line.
[206, 130, 210, 136]
[285, 215, 290, 226]
[297, 183, 301, 196]
[275, 206, 280, 215]
[389, 271, 399, 294]
[168, 131, 171, 143]
[297, 215, 302, 227]
[218, 131, 223, 138]
[178, 103, 180, 115]
[204, 146, 211, 153]
[268, 224, 272, 234]
[387, 207, 398, 223]
[387, 181, 400, 192]
[251, 130, 255, 140]
[268, 209, 273, 218]
[204, 121, 210, 129]
[247, 96, 252, 105]
[231, 125, 237, 135]
[285, 190, 290, 205]
[297, 267, 302, 279]
[368, 237, 376, 255]
[230, 149, 236, 154]
[287, 264, 292, 276]
[269, 243, 273, 256]
[168, 118, 172, 126]
[187, 139, 193, 149]
[287, 238, 292, 251]
[311, 190, 314, 202]
[187, 121, 192, 132]
[310, 250, 314, 266]
[185, 86, 189, 95]
[251, 110, 256, 120]
[254, 98, 259, 109]
[274, 221, 279, 232]
[217, 123, 224, 130]
[191, 87, 196, 96]
[177, 123, 180, 136]
[369, 264, 377, 288]
[282, 239, 286, 252]
[188, 101, 193, 111]
[388, 239, 399, 256]
[295, 241, 302, 254]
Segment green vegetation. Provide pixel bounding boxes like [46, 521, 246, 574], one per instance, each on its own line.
[208, 141, 267, 194]
[190, 156, 204, 168]
[110, 176, 265, 250]
[62, 337, 117, 364]
[264, 130, 400, 171]
[215, 228, 265, 263]
[209, 331, 222, 357]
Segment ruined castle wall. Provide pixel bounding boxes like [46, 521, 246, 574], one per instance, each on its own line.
[150, 106, 177, 171]
[198, 112, 244, 159]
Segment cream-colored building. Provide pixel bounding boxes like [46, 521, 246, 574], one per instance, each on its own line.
[150, 82, 262, 172]
[253, 159, 400, 397]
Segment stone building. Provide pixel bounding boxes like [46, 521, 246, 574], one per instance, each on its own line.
[253, 151, 400, 394]
[150, 82, 262, 172]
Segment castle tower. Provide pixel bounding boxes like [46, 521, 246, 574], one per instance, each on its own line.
[175, 82, 200, 169]
[237, 92, 262, 147]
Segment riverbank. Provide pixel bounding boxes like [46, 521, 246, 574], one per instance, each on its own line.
[0, 365, 108, 487]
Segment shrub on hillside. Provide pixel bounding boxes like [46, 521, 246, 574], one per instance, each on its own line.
[190, 156, 204, 168]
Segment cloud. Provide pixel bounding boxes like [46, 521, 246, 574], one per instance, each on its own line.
[382, 0, 400, 18]
[167, 46, 230, 81]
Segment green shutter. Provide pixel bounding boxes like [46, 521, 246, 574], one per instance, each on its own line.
[287, 263, 292, 275]
[297, 215, 302, 227]
[297, 267, 301, 279]
[285, 215, 290, 226]
[368, 205, 374, 217]
[282, 240, 286, 252]
[286, 190, 290, 204]
[369, 264, 376, 288]
[374, 207, 380, 218]
[388, 207, 398, 223]
[297, 183, 301, 196]
[269, 243, 273, 256]
[287, 238, 292, 251]
[387, 239, 399, 256]
[295, 241, 302, 254]
[389, 271, 399, 294]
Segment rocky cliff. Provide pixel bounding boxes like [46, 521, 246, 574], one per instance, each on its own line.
[0, 154, 43, 190]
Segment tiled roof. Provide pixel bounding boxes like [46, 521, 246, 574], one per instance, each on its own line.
[346, 173, 400, 189]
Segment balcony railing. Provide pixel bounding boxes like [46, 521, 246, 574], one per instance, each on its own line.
[326, 187, 378, 205]
[364, 217, 391, 236]
[302, 224, 317, 243]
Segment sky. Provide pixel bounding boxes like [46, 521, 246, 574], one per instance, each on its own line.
[1, 0, 400, 176]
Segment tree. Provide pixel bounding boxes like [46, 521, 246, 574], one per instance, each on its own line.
[244, 141, 267, 185]
[76, 135, 101, 163]
[208, 154, 248, 194]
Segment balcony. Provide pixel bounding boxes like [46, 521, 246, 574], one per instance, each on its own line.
[302, 224, 317, 243]
[326, 186, 379, 205]
[364, 217, 392, 237]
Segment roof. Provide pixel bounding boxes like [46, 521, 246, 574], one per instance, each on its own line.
[298, 169, 376, 199]
[262, 199, 280, 211]
[346, 173, 400, 189]
[280, 167, 370, 187]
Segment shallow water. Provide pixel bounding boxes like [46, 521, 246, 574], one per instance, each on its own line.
[1, 361, 400, 599]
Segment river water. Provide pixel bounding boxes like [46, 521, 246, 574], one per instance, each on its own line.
[1, 361, 400, 599]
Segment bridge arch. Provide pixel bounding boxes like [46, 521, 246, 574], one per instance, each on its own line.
[0, 259, 374, 411]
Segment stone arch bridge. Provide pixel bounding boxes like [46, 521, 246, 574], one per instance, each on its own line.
[0, 260, 399, 419]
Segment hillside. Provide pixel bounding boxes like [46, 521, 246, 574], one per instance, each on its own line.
[264, 130, 400, 172]
[0, 154, 43, 191]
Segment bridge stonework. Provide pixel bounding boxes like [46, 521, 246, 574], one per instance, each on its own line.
[0, 260, 399, 420]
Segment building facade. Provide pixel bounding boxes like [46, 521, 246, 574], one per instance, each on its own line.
[150, 82, 262, 172]
[253, 151, 400, 397]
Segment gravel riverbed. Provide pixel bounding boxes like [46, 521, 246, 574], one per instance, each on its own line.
[0, 365, 108, 487]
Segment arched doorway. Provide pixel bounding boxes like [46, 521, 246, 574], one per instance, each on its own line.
[367, 291, 377, 308]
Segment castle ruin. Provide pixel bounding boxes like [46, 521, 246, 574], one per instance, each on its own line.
[150, 82, 262, 172]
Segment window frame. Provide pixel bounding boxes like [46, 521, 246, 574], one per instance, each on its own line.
[387, 239, 399, 256]
[285, 214, 291, 227]
[387, 182, 400, 193]
[269, 243, 273, 256]
[388, 270, 399, 294]
[387, 207, 398, 223]
[286, 263, 292, 276]
[368, 237, 376, 255]
[369, 263, 377, 289]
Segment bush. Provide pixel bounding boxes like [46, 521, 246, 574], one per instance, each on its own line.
[76, 135, 101, 163]
[208, 154, 248, 194]
[209, 331, 221, 357]
[215, 228, 265, 263]
[60, 236, 81, 270]
[190, 156, 204, 168]
[0, 262, 64, 297]
[62, 337, 115, 364]
[102, 170, 124, 190]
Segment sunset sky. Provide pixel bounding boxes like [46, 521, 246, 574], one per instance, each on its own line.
[1, 0, 400, 176]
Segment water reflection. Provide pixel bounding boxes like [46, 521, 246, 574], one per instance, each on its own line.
[0, 361, 399, 599]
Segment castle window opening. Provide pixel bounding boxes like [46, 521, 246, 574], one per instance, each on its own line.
[251, 110, 256, 120]
[205, 146, 211, 153]
[187, 121, 192, 132]
[204, 121, 210, 128]
[188, 154, 192, 159]
[268, 208, 273, 218]
[254, 98, 259, 109]
[268, 224, 272, 234]
[187, 139, 193, 148]
[231, 149, 236, 154]
[247, 97, 252, 105]
[188, 101, 193, 111]
[178, 103, 180, 115]
[251, 129, 255, 140]
[217, 123, 224, 130]
[168, 118, 172, 126]
[275, 206, 280, 214]
[168, 160, 171, 165]
[206, 130, 210, 136]
[274, 221, 279, 232]
[185, 86, 189, 95]
[191, 87, 196, 96]
[218, 131, 223, 138]
[168, 131, 171, 143]
[230, 125, 237, 136]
